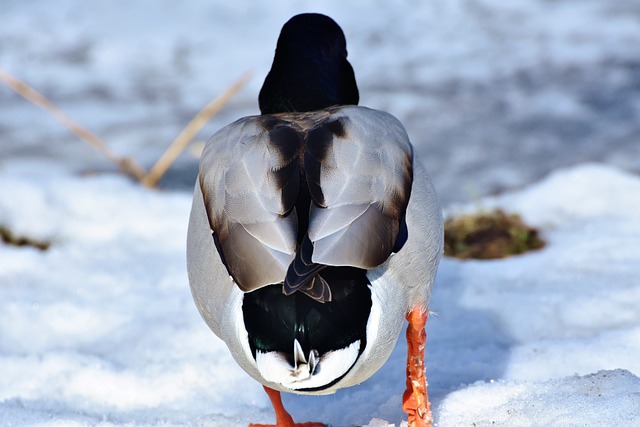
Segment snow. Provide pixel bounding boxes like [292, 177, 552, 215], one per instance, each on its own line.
[2, 0, 640, 204]
[438, 370, 640, 426]
[1, 163, 639, 426]
[2, 0, 640, 425]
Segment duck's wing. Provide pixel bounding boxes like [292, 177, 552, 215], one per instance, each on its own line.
[198, 107, 414, 294]
[307, 106, 414, 269]
[198, 116, 302, 292]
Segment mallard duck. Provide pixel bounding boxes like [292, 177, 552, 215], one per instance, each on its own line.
[187, 13, 443, 427]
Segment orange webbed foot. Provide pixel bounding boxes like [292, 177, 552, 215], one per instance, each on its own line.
[248, 386, 327, 427]
[402, 307, 433, 427]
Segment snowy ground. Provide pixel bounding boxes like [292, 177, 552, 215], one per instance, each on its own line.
[2, 163, 640, 426]
[2, 0, 640, 425]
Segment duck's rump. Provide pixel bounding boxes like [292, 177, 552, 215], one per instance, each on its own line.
[242, 266, 371, 357]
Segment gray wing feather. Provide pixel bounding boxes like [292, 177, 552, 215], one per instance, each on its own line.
[199, 117, 297, 292]
[309, 107, 413, 269]
[310, 204, 394, 267]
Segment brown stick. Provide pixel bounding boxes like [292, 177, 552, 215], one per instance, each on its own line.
[0, 68, 147, 181]
[141, 71, 252, 188]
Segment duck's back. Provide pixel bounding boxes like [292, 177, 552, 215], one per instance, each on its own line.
[196, 105, 413, 295]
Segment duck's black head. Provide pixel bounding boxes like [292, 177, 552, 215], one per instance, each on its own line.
[259, 13, 359, 115]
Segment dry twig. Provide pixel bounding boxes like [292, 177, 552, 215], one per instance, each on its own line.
[0, 68, 147, 181]
[141, 71, 252, 188]
[1, 68, 250, 186]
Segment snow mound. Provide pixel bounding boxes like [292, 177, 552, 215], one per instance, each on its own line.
[438, 369, 640, 426]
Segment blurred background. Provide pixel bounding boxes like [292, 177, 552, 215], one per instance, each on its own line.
[2, 0, 639, 206]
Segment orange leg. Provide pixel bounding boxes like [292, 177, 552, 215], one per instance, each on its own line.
[402, 307, 432, 427]
[249, 386, 326, 427]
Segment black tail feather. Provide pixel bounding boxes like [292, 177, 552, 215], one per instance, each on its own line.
[283, 234, 332, 302]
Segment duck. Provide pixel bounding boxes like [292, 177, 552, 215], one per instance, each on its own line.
[186, 13, 443, 427]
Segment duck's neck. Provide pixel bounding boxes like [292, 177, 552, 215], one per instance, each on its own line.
[258, 49, 359, 115]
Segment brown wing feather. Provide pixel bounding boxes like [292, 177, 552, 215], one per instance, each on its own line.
[199, 116, 300, 292]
